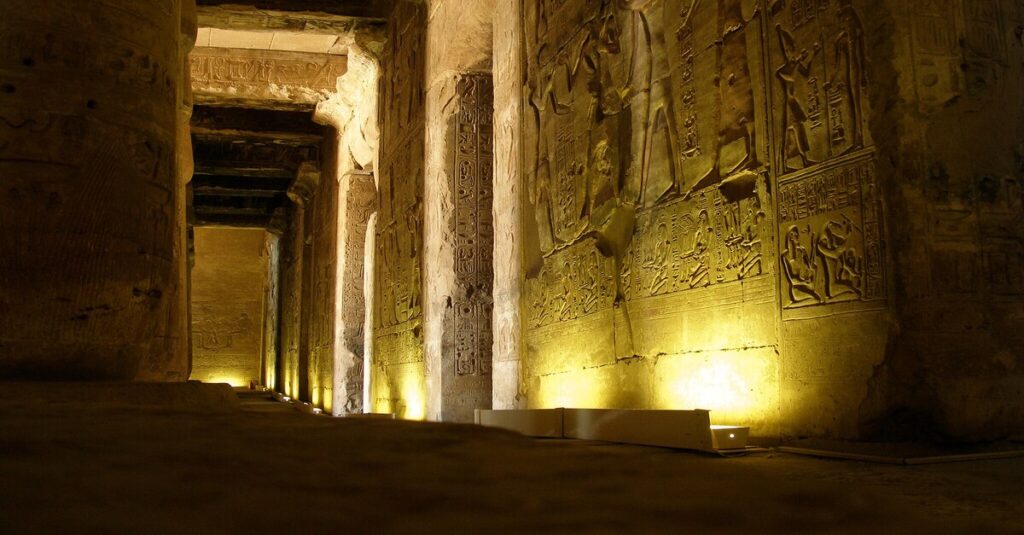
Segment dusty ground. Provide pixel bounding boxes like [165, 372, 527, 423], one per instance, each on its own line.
[0, 384, 1021, 534]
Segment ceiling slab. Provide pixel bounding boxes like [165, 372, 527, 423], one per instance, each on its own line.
[191, 105, 326, 144]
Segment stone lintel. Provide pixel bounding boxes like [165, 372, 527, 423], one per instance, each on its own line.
[191, 47, 348, 109]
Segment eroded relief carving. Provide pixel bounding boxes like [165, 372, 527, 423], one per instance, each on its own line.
[192, 309, 255, 351]
[453, 75, 495, 377]
[621, 185, 768, 300]
[527, 239, 616, 329]
[908, 0, 961, 110]
[767, 0, 870, 172]
[522, 0, 891, 346]
[524, 0, 775, 322]
[778, 150, 884, 308]
[374, 2, 425, 370]
[190, 48, 346, 91]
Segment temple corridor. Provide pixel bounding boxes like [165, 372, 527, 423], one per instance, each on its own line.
[2, 0, 1024, 531]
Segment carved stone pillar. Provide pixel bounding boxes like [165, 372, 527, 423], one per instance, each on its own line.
[425, 73, 496, 423]
[282, 162, 320, 401]
[491, 0, 525, 409]
[422, 0, 499, 422]
[143, 0, 197, 381]
[332, 171, 376, 415]
[0, 0, 185, 379]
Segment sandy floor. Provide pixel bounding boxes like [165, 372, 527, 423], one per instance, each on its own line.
[0, 384, 1020, 533]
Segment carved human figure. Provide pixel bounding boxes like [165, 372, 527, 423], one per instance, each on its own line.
[715, 0, 759, 176]
[644, 221, 672, 295]
[782, 224, 821, 303]
[776, 25, 821, 172]
[828, 0, 867, 152]
[738, 197, 765, 278]
[816, 218, 862, 299]
[685, 210, 712, 287]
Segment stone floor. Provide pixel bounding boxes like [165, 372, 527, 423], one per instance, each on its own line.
[0, 384, 1021, 533]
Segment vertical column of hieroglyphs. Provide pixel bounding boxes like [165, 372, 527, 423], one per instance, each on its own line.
[0, 0, 183, 379]
[373, 1, 427, 418]
[444, 74, 495, 420]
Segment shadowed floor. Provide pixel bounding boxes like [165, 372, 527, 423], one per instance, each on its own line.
[0, 384, 1020, 533]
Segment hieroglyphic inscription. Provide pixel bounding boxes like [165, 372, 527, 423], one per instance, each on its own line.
[453, 75, 495, 377]
[622, 185, 768, 300]
[768, 0, 870, 173]
[908, 0, 961, 110]
[190, 48, 347, 91]
[777, 149, 884, 309]
[527, 240, 616, 329]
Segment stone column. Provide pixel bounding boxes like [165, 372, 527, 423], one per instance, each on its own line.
[0, 0, 186, 380]
[148, 0, 197, 382]
[332, 171, 376, 415]
[424, 0, 497, 422]
[491, 0, 526, 409]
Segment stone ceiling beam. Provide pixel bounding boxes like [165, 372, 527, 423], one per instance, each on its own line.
[191, 105, 325, 144]
[192, 136, 320, 178]
[196, 0, 391, 22]
[192, 174, 294, 191]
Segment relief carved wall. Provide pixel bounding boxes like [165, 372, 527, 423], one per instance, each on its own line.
[372, 0, 427, 418]
[519, 0, 889, 434]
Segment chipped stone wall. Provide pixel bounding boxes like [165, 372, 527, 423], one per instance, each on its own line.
[190, 47, 349, 110]
[0, 0, 186, 380]
[333, 172, 376, 414]
[506, 0, 1024, 439]
[190, 227, 268, 386]
[859, 0, 1024, 439]
[372, 0, 428, 419]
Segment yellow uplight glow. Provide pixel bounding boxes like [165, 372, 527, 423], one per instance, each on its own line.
[671, 360, 755, 414]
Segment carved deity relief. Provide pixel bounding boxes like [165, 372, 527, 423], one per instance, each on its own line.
[662, 0, 769, 199]
[767, 0, 871, 173]
[777, 151, 884, 309]
[527, 0, 635, 253]
[452, 75, 495, 377]
[374, 2, 425, 359]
